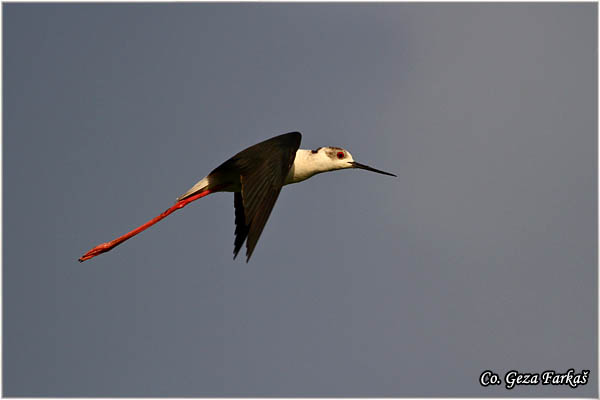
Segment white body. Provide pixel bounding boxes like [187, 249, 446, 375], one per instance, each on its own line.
[179, 148, 356, 200]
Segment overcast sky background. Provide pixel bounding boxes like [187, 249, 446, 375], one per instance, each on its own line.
[3, 3, 597, 397]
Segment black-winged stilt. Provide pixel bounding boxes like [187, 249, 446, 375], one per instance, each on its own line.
[79, 132, 396, 262]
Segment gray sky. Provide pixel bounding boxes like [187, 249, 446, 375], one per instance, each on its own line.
[3, 3, 596, 397]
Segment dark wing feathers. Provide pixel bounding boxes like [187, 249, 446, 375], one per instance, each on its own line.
[233, 192, 248, 259]
[239, 160, 282, 261]
[225, 132, 301, 261]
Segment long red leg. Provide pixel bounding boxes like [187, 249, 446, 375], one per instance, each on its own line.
[79, 187, 220, 262]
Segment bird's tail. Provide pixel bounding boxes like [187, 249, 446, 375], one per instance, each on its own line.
[177, 177, 209, 202]
[79, 187, 216, 262]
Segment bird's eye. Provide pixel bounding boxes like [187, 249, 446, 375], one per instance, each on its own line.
[337, 152, 345, 159]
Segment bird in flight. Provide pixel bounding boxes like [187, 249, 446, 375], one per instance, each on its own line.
[79, 132, 396, 262]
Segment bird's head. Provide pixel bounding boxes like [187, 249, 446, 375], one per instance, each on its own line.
[311, 146, 397, 177]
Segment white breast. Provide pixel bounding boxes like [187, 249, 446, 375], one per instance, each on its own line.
[285, 149, 329, 185]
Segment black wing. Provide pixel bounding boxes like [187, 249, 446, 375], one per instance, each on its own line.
[219, 132, 301, 261]
[233, 191, 248, 258]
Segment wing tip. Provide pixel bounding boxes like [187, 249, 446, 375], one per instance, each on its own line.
[232, 248, 252, 263]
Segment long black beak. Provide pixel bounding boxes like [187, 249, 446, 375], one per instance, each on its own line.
[349, 161, 397, 177]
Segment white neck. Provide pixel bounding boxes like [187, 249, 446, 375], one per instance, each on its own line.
[285, 149, 338, 185]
